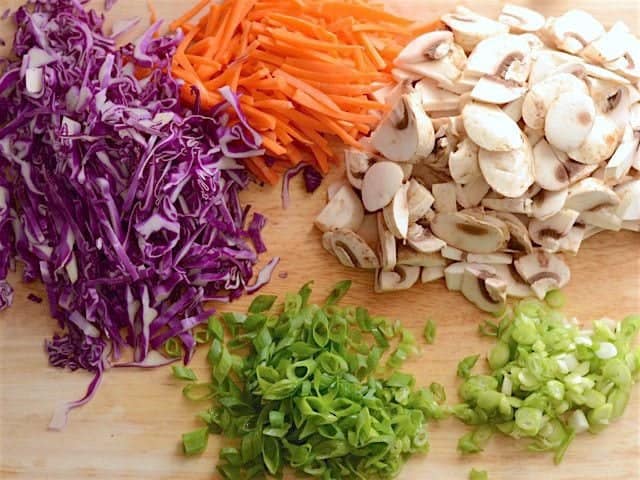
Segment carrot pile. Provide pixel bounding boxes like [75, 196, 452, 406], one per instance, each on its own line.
[169, 0, 442, 184]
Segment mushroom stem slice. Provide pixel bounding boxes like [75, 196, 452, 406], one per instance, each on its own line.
[449, 138, 480, 185]
[442, 7, 509, 53]
[395, 30, 455, 65]
[377, 213, 397, 271]
[383, 183, 410, 239]
[397, 246, 446, 267]
[374, 265, 421, 292]
[407, 179, 435, 223]
[432, 182, 458, 213]
[407, 223, 446, 253]
[528, 209, 580, 252]
[323, 229, 380, 269]
[514, 251, 571, 300]
[461, 265, 507, 313]
[431, 211, 509, 254]
[361, 161, 405, 212]
[370, 92, 435, 164]
[315, 185, 365, 232]
[499, 4, 546, 33]
[422, 266, 445, 283]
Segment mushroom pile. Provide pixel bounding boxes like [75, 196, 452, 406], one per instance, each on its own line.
[314, 5, 640, 312]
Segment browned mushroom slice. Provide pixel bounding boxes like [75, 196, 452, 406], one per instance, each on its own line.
[514, 250, 571, 299]
[374, 265, 421, 292]
[460, 265, 507, 313]
[314, 185, 364, 232]
[322, 229, 380, 269]
[431, 211, 508, 253]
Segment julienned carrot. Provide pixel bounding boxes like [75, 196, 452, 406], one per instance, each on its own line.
[170, 0, 443, 185]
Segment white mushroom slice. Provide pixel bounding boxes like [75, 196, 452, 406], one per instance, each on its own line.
[344, 150, 374, 190]
[581, 22, 630, 65]
[481, 197, 533, 215]
[407, 179, 435, 222]
[323, 229, 380, 269]
[471, 76, 526, 104]
[327, 180, 351, 201]
[604, 129, 640, 182]
[397, 246, 446, 267]
[467, 253, 513, 264]
[449, 138, 480, 185]
[414, 79, 461, 112]
[532, 188, 569, 220]
[441, 7, 509, 53]
[604, 36, 640, 81]
[383, 183, 409, 239]
[377, 213, 396, 271]
[522, 73, 588, 130]
[371, 92, 435, 164]
[533, 139, 570, 191]
[403, 44, 467, 92]
[421, 266, 445, 283]
[584, 63, 632, 85]
[444, 262, 474, 291]
[374, 265, 420, 293]
[615, 180, 640, 221]
[462, 102, 523, 152]
[514, 251, 571, 300]
[492, 264, 534, 298]
[372, 84, 395, 105]
[396, 30, 454, 65]
[361, 161, 404, 212]
[524, 126, 545, 147]
[492, 211, 534, 253]
[529, 49, 584, 85]
[391, 68, 421, 83]
[315, 185, 364, 232]
[529, 209, 580, 251]
[465, 34, 532, 82]
[478, 133, 535, 198]
[456, 175, 490, 209]
[461, 265, 507, 313]
[562, 157, 600, 184]
[499, 4, 545, 33]
[407, 223, 446, 253]
[565, 178, 620, 211]
[441, 245, 465, 261]
[431, 211, 508, 253]
[356, 214, 379, 250]
[583, 225, 605, 239]
[545, 10, 605, 54]
[432, 182, 458, 213]
[503, 96, 525, 122]
[545, 91, 596, 152]
[557, 224, 587, 255]
[579, 207, 622, 231]
[567, 115, 622, 165]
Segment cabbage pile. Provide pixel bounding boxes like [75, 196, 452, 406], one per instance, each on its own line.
[0, 0, 275, 427]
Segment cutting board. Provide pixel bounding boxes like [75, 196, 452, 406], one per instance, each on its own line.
[1, 1, 639, 479]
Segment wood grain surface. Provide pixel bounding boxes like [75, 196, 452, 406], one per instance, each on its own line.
[1, 1, 639, 479]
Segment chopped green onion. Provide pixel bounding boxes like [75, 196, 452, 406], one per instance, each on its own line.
[457, 354, 480, 379]
[324, 280, 351, 306]
[164, 337, 182, 358]
[423, 319, 437, 344]
[248, 295, 278, 313]
[172, 365, 198, 381]
[544, 289, 565, 309]
[469, 468, 489, 480]
[182, 427, 209, 455]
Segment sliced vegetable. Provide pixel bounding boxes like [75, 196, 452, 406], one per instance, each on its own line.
[424, 319, 437, 344]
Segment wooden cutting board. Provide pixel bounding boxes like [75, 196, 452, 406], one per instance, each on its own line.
[1, 1, 639, 479]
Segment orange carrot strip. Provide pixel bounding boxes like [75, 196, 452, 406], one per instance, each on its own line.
[319, 2, 413, 26]
[267, 28, 359, 53]
[261, 135, 287, 156]
[273, 69, 342, 112]
[292, 89, 378, 125]
[169, 0, 210, 32]
[410, 19, 446, 36]
[310, 144, 330, 173]
[357, 31, 386, 70]
[147, 0, 158, 24]
[243, 104, 278, 130]
[267, 13, 338, 42]
[329, 94, 390, 111]
[204, 4, 222, 36]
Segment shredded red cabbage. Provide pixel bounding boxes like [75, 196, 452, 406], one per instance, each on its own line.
[0, 0, 276, 428]
[303, 165, 323, 193]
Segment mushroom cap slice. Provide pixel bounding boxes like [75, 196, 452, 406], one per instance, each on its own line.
[545, 91, 596, 152]
[449, 138, 480, 185]
[499, 4, 546, 33]
[467, 253, 513, 264]
[345, 150, 374, 190]
[492, 264, 534, 298]
[455, 175, 490, 209]
[567, 115, 622, 165]
[565, 178, 620, 211]
[481, 197, 533, 215]
[529, 209, 580, 251]
[413, 79, 461, 112]
[479, 132, 535, 198]
[532, 188, 569, 220]
[407, 179, 435, 223]
[441, 7, 509, 53]
[461, 265, 507, 313]
[377, 212, 397, 271]
[465, 33, 532, 81]
[396, 30, 454, 64]
[604, 128, 638, 182]
[370, 92, 435, 164]
[562, 157, 600, 184]
[492, 211, 534, 253]
[407, 223, 446, 253]
[514, 250, 571, 299]
[444, 262, 476, 291]
[327, 180, 351, 201]
[431, 211, 508, 253]
[503, 96, 525, 122]
[314, 185, 364, 233]
[431, 182, 458, 213]
[470, 76, 527, 104]
[579, 207, 623, 231]
[323, 229, 380, 269]
[615, 180, 640, 221]
[356, 214, 379, 251]
[397, 246, 446, 267]
[557, 224, 587, 255]
[462, 102, 523, 152]
[522, 73, 588, 130]
[580, 21, 629, 65]
[383, 183, 410, 239]
[533, 139, 570, 191]
[374, 265, 420, 293]
[546, 10, 605, 54]
[421, 266, 445, 283]
[361, 161, 404, 212]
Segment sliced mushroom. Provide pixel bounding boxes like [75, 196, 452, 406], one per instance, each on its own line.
[545, 10, 605, 54]
[528, 49, 584, 85]
[441, 245, 465, 261]
[383, 183, 410, 239]
[481, 197, 533, 215]
[345, 150, 374, 190]
[461, 265, 507, 313]
[522, 73, 588, 129]
[455, 175, 490, 208]
[377, 213, 396, 271]
[402, 44, 467, 91]
[545, 91, 596, 152]
[479, 132, 535, 198]
[604, 128, 640, 182]
[503, 96, 525, 122]
[431, 182, 458, 213]
[370, 92, 435, 164]
[444, 262, 474, 291]
[562, 157, 600, 184]
[441, 7, 509, 53]
[397, 246, 446, 267]
[492, 211, 534, 253]
[421, 266, 445, 283]
[361, 161, 404, 212]
[356, 214, 379, 250]
[322, 229, 380, 269]
[583, 225, 605, 239]
[396, 30, 455, 65]
[407, 223, 446, 253]
[467, 253, 513, 264]
[565, 177, 620, 211]
[314, 185, 365, 232]
[471, 76, 527, 105]
[462, 102, 523, 152]
[449, 138, 480, 185]
[392, 68, 421, 83]
[615, 179, 640, 221]
[532, 188, 569, 220]
[407, 179, 435, 222]
[431, 211, 508, 253]
[414, 78, 461, 112]
[567, 115, 622, 165]
[499, 4, 545, 33]
[604, 35, 640, 81]
[581, 21, 629, 65]
[531, 139, 569, 191]
[579, 206, 623, 231]
[466, 34, 531, 78]
[374, 265, 421, 292]
[514, 250, 571, 299]
[529, 209, 580, 251]
[557, 224, 587, 254]
[327, 180, 351, 201]
[622, 221, 640, 232]
[492, 264, 534, 297]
